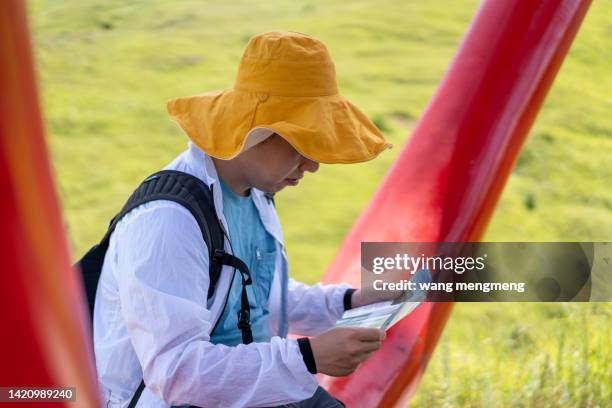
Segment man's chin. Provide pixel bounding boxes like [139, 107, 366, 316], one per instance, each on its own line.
[271, 184, 287, 193]
[259, 184, 284, 195]
[273, 181, 295, 193]
[258, 179, 297, 194]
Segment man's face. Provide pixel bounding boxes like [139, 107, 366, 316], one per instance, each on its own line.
[241, 133, 320, 194]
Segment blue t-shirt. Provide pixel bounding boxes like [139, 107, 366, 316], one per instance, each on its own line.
[210, 178, 277, 346]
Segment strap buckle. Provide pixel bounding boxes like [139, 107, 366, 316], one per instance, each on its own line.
[212, 249, 225, 263]
[237, 309, 251, 329]
[240, 272, 252, 285]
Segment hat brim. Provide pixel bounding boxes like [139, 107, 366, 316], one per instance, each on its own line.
[166, 88, 392, 164]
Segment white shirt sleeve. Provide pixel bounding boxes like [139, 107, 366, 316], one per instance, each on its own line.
[286, 276, 352, 336]
[111, 202, 318, 407]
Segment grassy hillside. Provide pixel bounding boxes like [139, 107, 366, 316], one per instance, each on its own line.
[29, 0, 611, 406]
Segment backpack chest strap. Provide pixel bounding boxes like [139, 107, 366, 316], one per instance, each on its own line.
[211, 249, 254, 345]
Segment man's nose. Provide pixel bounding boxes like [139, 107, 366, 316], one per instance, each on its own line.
[299, 157, 320, 173]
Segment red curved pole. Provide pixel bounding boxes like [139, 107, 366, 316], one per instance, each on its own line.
[319, 0, 591, 406]
[0, 1, 100, 406]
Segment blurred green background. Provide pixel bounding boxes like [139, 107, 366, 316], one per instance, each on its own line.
[28, 0, 610, 406]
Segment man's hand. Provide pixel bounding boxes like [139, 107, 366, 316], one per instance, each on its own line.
[350, 287, 402, 309]
[309, 327, 385, 377]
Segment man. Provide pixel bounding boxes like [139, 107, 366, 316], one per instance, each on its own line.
[94, 31, 392, 407]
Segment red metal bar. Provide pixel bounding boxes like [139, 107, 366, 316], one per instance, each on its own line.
[0, 1, 100, 406]
[319, 0, 591, 406]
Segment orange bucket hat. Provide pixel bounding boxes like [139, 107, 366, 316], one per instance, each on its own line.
[166, 31, 392, 164]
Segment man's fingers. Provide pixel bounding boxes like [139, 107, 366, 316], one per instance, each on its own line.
[360, 340, 383, 353]
[352, 328, 385, 341]
[355, 350, 375, 363]
[349, 340, 382, 357]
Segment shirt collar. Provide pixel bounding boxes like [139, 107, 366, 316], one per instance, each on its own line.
[186, 142, 285, 245]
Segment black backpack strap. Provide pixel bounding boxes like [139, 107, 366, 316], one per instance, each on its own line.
[79, 170, 227, 317]
[106, 170, 225, 259]
[128, 381, 146, 408]
[78, 170, 256, 408]
[108, 170, 255, 343]
[212, 249, 254, 345]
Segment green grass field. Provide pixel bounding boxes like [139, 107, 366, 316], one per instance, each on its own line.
[29, 0, 611, 406]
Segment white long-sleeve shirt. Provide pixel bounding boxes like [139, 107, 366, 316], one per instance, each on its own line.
[93, 142, 351, 407]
